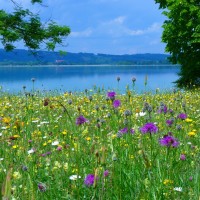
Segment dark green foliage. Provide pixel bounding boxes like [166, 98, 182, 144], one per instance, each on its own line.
[0, 0, 70, 51]
[155, 0, 200, 88]
[0, 49, 171, 65]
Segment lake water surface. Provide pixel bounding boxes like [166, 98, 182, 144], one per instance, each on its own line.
[0, 65, 180, 93]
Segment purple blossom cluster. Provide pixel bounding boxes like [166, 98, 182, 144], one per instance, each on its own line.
[113, 99, 121, 108]
[84, 174, 96, 186]
[159, 134, 179, 147]
[76, 115, 88, 125]
[107, 91, 116, 100]
[140, 123, 158, 134]
[177, 113, 187, 120]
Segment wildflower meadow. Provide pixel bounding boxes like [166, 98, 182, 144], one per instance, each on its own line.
[0, 87, 199, 199]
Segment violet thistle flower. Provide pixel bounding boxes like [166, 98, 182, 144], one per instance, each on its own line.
[180, 154, 186, 160]
[107, 91, 116, 101]
[113, 99, 121, 108]
[119, 127, 128, 134]
[84, 174, 96, 186]
[140, 123, 158, 134]
[166, 119, 174, 127]
[76, 115, 88, 125]
[103, 170, 109, 177]
[130, 128, 135, 134]
[177, 113, 187, 120]
[159, 135, 179, 147]
[38, 183, 47, 192]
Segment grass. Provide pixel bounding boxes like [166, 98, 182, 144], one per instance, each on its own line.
[0, 87, 199, 199]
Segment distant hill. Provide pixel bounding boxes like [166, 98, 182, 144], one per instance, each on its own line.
[0, 49, 171, 65]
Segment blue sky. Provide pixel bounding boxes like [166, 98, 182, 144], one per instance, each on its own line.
[1, 0, 167, 54]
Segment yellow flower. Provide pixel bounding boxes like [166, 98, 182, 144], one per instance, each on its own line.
[188, 131, 196, 137]
[13, 171, 21, 179]
[62, 130, 67, 135]
[86, 137, 91, 141]
[2, 117, 11, 124]
[185, 118, 193, 123]
[43, 142, 47, 146]
[12, 145, 18, 149]
[13, 135, 20, 138]
[163, 179, 173, 185]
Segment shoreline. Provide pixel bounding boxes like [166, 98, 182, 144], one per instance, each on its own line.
[0, 64, 180, 67]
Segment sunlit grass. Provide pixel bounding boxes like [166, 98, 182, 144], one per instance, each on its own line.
[0, 87, 199, 199]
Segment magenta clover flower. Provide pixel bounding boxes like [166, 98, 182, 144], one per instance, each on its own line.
[140, 122, 158, 134]
[180, 154, 186, 160]
[113, 99, 121, 108]
[103, 170, 109, 177]
[76, 115, 88, 125]
[159, 135, 179, 147]
[84, 174, 97, 186]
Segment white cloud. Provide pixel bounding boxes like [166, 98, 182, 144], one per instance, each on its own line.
[70, 28, 93, 37]
[104, 16, 126, 25]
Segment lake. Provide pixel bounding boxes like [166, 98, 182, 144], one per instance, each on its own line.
[0, 65, 180, 94]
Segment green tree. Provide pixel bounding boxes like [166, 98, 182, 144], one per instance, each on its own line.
[0, 0, 70, 51]
[155, 0, 200, 88]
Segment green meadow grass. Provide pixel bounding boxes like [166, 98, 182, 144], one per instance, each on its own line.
[0, 88, 199, 200]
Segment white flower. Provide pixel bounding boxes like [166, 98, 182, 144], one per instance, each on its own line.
[28, 149, 35, 154]
[40, 121, 49, 125]
[52, 141, 59, 146]
[69, 175, 81, 180]
[174, 187, 182, 192]
[32, 120, 39, 123]
[1, 127, 7, 130]
[0, 158, 4, 161]
[136, 112, 146, 117]
[0, 132, 2, 136]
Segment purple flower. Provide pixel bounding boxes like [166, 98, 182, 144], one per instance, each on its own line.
[140, 122, 158, 134]
[130, 128, 135, 134]
[159, 135, 179, 147]
[119, 127, 128, 134]
[38, 183, 46, 192]
[113, 99, 121, 108]
[103, 170, 109, 177]
[158, 105, 168, 114]
[84, 174, 96, 186]
[76, 115, 88, 125]
[180, 154, 186, 160]
[166, 119, 174, 126]
[107, 91, 116, 98]
[177, 113, 187, 120]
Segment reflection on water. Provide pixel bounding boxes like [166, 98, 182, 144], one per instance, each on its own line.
[0, 65, 180, 93]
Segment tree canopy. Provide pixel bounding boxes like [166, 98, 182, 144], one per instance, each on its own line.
[0, 0, 70, 51]
[155, 0, 200, 88]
